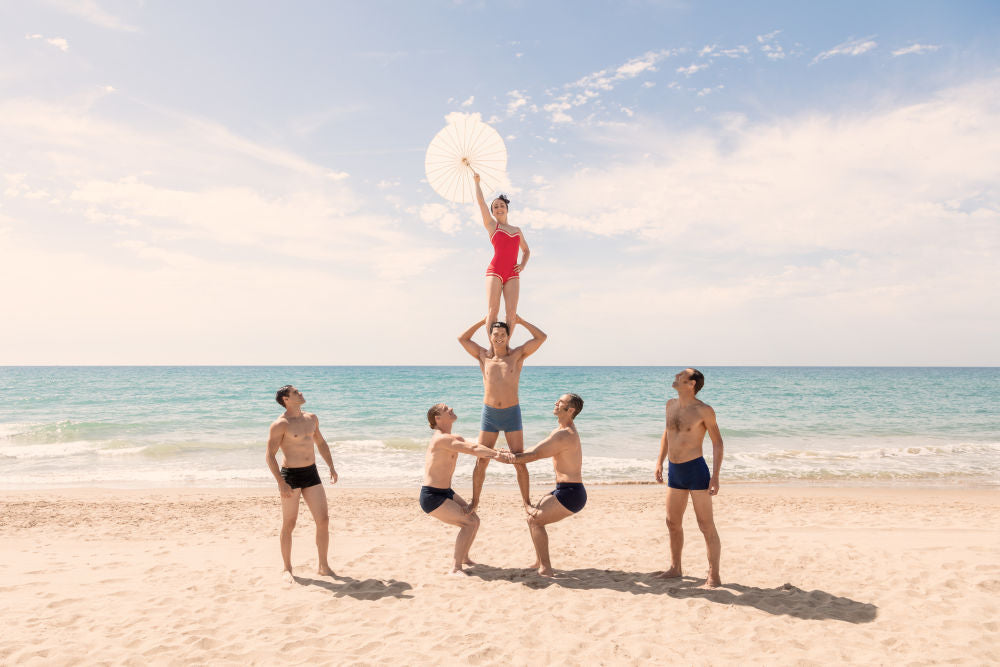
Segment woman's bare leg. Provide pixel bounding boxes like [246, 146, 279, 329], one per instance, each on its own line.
[502, 278, 520, 337]
[485, 275, 502, 334]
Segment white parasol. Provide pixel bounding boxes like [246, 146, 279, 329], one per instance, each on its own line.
[425, 115, 507, 203]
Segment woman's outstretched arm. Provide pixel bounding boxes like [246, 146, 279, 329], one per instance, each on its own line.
[473, 171, 496, 233]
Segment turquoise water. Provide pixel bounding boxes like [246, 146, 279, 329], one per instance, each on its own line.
[1, 366, 998, 488]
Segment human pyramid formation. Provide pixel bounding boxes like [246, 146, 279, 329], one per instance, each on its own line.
[266, 171, 725, 584]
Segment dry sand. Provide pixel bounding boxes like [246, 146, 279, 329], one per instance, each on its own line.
[1, 484, 998, 665]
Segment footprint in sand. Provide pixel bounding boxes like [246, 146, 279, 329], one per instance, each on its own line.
[976, 578, 1000, 593]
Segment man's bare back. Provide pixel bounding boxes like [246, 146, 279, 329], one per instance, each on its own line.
[539, 424, 583, 483]
[425, 432, 476, 488]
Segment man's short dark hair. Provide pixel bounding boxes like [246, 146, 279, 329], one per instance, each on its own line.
[490, 321, 510, 335]
[689, 369, 705, 394]
[427, 403, 446, 430]
[275, 385, 293, 407]
[566, 393, 584, 418]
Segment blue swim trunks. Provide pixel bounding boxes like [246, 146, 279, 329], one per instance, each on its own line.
[480, 403, 523, 433]
[667, 456, 711, 491]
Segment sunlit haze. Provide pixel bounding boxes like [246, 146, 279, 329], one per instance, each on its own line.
[2, 1, 997, 365]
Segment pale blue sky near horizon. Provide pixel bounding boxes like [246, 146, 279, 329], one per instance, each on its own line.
[1, 1, 998, 365]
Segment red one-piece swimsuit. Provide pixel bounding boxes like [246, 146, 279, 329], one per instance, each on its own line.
[486, 226, 521, 283]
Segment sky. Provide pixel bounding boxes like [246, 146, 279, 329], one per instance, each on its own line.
[1, 0, 998, 365]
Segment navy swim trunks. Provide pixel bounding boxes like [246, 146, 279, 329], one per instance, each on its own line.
[419, 485, 455, 514]
[280, 463, 322, 489]
[667, 456, 711, 491]
[480, 403, 523, 433]
[551, 482, 587, 513]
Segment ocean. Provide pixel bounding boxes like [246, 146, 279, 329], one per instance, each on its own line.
[1, 366, 998, 489]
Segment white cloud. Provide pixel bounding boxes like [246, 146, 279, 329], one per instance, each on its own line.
[505, 90, 534, 117]
[537, 48, 683, 124]
[568, 49, 680, 92]
[812, 37, 878, 64]
[419, 202, 466, 234]
[677, 63, 709, 77]
[25, 34, 70, 52]
[756, 30, 786, 60]
[41, 0, 139, 32]
[543, 100, 573, 124]
[461, 95, 475, 107]
[700, 44, 749, 59]
[508, 78, 1000, 363]
[892, 43, 941, 57]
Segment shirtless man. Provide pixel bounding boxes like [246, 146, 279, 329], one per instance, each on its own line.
[266, 385, 338, 580]
[422, 403, 515, 574]
[458, 315, 547, 513]
[653, 368, 724, 588]
[496, 394, 586, 577]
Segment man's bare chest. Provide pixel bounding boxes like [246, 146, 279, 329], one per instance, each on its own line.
[284, 418, 314, 442]
[667, 407, 702, 434]
[484, 359, 518, 380]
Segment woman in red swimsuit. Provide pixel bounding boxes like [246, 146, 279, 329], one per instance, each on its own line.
[473, 171, 530, 337]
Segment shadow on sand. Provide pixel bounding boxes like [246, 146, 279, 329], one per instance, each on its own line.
[295, 573, 414, 600]
[465, 565, 877, 623]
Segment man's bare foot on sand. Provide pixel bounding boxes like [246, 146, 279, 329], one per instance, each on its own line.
[317, 564, 334, 576]
[700, 572, 722, 589]
[536, 566, 555, 577]
[653, 566, 682, 579]
[448, 565, 469, 576]
[463, 558, 477, 566]
[281, 568, 295, 583]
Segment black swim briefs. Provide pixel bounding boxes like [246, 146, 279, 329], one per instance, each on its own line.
[280, 463, 322, 489]
[419, 485, 455, 514]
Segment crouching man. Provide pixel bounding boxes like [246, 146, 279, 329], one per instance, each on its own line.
[423, 403, 514, 575]
[497, 394, 585, 577]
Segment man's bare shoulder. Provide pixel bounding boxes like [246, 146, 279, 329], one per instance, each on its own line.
[270, 415, 289, 428]
[665, 398, 679, 409]
[548, 427, 577, 447]
[696, 400, 715, 413]
[429, 431, 457, 446]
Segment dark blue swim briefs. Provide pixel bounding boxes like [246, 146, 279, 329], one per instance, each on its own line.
[551, 482, 587, 513]
[419, 485, 455, 514]
[667, 456, 711, 491]
[480, 403, 523, 433]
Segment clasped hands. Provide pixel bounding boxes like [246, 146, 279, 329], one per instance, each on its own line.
[493, 448, 517, 464]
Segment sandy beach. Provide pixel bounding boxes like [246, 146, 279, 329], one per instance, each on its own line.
[1, 484, 997, 665]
